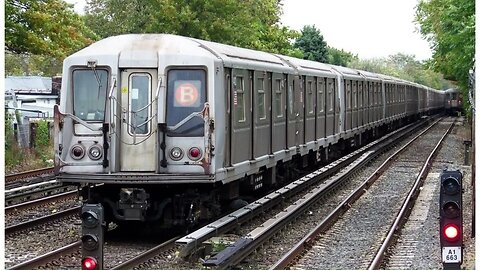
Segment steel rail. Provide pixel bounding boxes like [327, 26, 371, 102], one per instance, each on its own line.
[7, 241, 81, 270]
[176, 119, 432, 259]
[203, 118, 442, 268]
[109, 236, 182, 270]
[368, 118, 456, 269]
[6, 206, 80, 235]
[6, 167, 55, 183]
[270, 117, 444, 270]
[6, 190, 78, 214]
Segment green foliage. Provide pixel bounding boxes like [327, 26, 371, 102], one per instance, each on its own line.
[33, 120, 53, 164]
[35, 120, 51, 148]
[5, 52, 63, 76]
[327, 47, 358, 67]
[349, 53, 453, 89]
[415, 0, 475, 94]
[294, 25, 328, 63]
[5, 112, 24, 169]
[6, 0, 97, 58]
[84, 0, 299, 55]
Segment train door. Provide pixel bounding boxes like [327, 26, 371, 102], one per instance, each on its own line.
[253, 71, 271, 158]
[231, 69, 252, 164]
[362, 81, 368, 126]
[345, 80, 352, 132]
[271, 73, 287, 153]
[326, 78, 335, 137]
[316, 77, 326, 140]
[225, 69, 232, 166]
[352, 80, 358, 129]
[286, 74, 303, 148]
[368, 82, 373, 124]
[296, 75, 305, 146]
[305, 76, 316, 143]
[119, 69, 157, 171]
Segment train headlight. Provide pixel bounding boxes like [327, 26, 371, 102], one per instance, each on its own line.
[170, 147, 184, 160]
[88, 145, 103, 160]
[188, 147, 202, 161]
[71, 145, 85, 160]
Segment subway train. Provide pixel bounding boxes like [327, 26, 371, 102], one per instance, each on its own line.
[444, 88, 463, 115]
[54, 34, 445, 228]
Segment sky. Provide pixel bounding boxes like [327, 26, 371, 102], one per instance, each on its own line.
[66, 0, 433, 61]
[280, 0, 432, 60]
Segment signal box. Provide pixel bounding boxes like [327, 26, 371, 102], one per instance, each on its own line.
[439, 170, 463, 269]
[81, 204, 105, 270]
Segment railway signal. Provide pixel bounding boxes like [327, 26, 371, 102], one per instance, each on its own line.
[81, 204, 104, 270]
[439, 170, 463, 269]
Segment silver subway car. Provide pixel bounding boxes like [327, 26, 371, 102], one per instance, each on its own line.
[54, 34, 444, 227]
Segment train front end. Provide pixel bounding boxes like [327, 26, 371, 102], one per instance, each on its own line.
[54, 34, 220, 228]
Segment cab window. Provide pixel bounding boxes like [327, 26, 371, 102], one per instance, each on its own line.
[166, 69, 206, 137]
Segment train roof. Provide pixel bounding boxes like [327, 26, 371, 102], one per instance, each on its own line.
[66, 34, 441, 91]
[444, 88, 460, 93]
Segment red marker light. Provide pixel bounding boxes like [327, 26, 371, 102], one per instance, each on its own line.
[444, 224, 460, 241]
[82, 257, 98, 270]
[189, 147, 201, 160]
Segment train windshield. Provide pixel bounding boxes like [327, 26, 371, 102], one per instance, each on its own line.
[73, 69, 109, 121]
[166, 69, 206, 137]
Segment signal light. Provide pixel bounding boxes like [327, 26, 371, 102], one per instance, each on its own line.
[442, 201, 461, 218]
[443, 224, 460, 241]
[81, 204, 104, 270]
[439, 170, 463, 268]
[82, 256, 98, 270]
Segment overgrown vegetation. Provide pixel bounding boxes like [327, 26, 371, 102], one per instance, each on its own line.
[5, 112, 24, 170]
[34, 120, 54, 165]
[415, 0, 475, 107]
[5, 114, 54, 173]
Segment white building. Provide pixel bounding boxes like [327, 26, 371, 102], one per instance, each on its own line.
[5, 76, 60, 119]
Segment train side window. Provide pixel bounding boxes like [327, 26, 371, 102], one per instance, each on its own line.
[275, 79, 283, 118]
[257, 78, 266, 120]
[346, 81, 351, 109]
[235, 76, 246, 122]
[288, 83, 294, 116]
[353, 81, 358, 109]
[328, 81, 334, 112]
[318, 79, 325, 113]
[359, 82, 363, 108]
[308, 80, 314, 114]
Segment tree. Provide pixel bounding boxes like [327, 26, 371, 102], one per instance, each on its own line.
[6, 0, 97, 58]
[294, 25, 328, 63]
[5, 52, 63, 76]
[84, 0, 299, 55]
[349, 53, 453, 90]
[415, 0, 475, 92]
[327, 47, 357, 67]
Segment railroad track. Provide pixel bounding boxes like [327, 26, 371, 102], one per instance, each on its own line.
[6, 206, 80, 235]
[6, 116, 454, 269]
[6, 190, 78, 215]
[6, 167, 55, 184]
[5, 183, 76, 207]
[7, 242, 81, 270]
[7, 236, 180, 270]
[268, 118, 455, 269]
[109, 236, 181, 270]
[174, 117, 436, 266]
